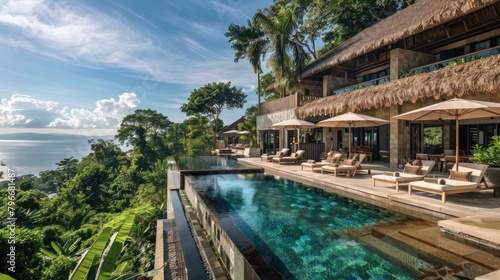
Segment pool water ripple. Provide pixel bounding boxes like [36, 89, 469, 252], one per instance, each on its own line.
[191, 173, 428, 279]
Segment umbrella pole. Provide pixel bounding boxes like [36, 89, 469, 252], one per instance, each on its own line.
[349, 124, 352, 156]
[455, 116, 459, 171]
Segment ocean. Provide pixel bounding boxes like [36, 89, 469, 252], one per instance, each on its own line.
[0, 133, 116, 177]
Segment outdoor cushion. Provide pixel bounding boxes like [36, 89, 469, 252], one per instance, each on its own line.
[408, 162, 490, 203]
[424, 177, 446, 184]
[449, 170, 472, 181]
[404, 165, 422, 174]
[343, 159, 355, 166]
[406, 159, 422, 166]
[384, 171, 399, 177]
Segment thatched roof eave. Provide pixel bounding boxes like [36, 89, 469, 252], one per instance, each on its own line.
[296, 55, 500, 119]
[302, 0, 497, 78]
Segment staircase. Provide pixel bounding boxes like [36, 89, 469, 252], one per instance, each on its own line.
[337, 219, 500, 279]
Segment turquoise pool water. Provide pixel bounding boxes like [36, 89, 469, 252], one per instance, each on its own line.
[175, 155, 242, 170]
[190, 173, 430, 279]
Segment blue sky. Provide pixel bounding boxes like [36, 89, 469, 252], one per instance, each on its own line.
[0, 0, 271, 135]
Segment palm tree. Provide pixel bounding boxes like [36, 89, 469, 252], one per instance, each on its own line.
[248, 5, 310, 97]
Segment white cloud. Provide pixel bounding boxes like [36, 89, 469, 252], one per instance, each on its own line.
[0, 0, 154, 73]
[0, 93, 139, 128]
[0, 93, 59, 126]
[48, 92, 139, 128]
[0, 0, 259, 89]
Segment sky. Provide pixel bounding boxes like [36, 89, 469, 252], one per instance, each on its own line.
[0, 0, 272, 136]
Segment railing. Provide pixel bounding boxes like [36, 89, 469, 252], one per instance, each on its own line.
[300, 95, 323, 103]
[331, 76, 390, 95]
[406, 46, 500, 76]
[259, 94, 296, 115]
[259, 94, 322, 115]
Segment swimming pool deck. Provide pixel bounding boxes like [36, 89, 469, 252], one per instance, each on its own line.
[157, 157, 500, 280]
[238, 158, 500, 221]
[237, 158, 500, 278]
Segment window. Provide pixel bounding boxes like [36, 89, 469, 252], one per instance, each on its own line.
[473, 40, 490, 52]
[423, 126, 443, 154]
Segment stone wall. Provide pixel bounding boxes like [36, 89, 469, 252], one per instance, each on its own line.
[390, 48, 436, 79]
[257, 109, 296, 130]
[323, 75, 355, 96]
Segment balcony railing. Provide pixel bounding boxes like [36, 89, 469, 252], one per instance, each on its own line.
[259, 94, 322, 115]
[406, 46, 500, 76]
[330, 76, 390, 96]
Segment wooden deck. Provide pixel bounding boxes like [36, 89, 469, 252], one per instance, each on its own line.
[238, 157, 500, 220]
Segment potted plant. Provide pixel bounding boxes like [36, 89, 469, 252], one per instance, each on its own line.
[470, 135, 500, 190]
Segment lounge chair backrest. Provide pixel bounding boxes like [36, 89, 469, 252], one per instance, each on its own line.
[450, 162, 488, 183]
[332, 152, 343, 163]
[295, 150, 305, 159]
[416, 153, 428, 160]
[419, 160, 436, 175]
[349, 153, 359, 160]
[281, 148, 290, 156]
[357, 154, 366, 165]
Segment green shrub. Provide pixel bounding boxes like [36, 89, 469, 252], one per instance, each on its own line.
[470, 135, 500, 167]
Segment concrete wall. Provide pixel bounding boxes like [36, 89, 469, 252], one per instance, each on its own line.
[184, 178, 262, 280]
[388, 49, 437, 167]
[323, 75, 356, 96]
[257, 108, 297, 151]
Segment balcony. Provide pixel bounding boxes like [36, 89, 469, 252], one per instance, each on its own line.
[406, 46, 500, 76]
[330, 76, 391, 96]
[259, 93, 322, 115]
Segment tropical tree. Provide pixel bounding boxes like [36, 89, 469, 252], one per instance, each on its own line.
[181, 82, 247, 138]
[249, 5, 310, 97]
[238, 106, 258, 148]
[40, 238, 82, 260]
[116, 109, 172, 166]
[69, 214, 137, 280]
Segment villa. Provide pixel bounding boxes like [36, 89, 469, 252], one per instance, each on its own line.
[154, 1, 500, 279]
[257, 0, 500, 167]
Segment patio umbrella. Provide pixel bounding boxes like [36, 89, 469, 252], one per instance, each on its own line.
[392, 98, 500, 171]
[270, 119, 316, 152]
[236, 130, 250, 144]
[316, 112, 389, 154]
[222, 130, 240, 146]
[269, 119, 316, 129]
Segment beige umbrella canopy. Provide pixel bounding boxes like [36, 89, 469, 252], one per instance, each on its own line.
[316, 112, 389, 154]
[270, 119, 316, 151]
[270, 119, 316, 129]
[222, 130, 240, 146]
[392, 98, 500, 171]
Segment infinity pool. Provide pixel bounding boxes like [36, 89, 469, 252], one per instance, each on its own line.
[189, 173, 432, 279]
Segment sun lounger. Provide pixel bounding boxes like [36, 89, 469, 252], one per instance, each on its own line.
[408, 162, 491, 203]
[371, 160, 435, 191]
[321, 156, 361, 177]
[356, 154, 371, 175]
[301, 152, 343, 171]
[273, 150, 305, 164]
[261, 148, 289, 162]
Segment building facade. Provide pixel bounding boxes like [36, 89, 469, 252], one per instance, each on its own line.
[257, 0, 500, 167]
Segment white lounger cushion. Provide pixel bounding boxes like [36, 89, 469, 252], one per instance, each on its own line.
[409, 179, 477, 191]
[408, 162, 490, 202]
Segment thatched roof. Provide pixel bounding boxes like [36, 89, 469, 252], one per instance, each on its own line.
[296, 55, 500, 119]
[217, 116, 245, 137]
[302, 0, 496, 78]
